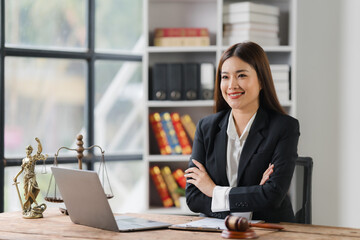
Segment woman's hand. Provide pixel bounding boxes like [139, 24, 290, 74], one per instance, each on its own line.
[185, 159, 216, 197]
[260, 164, 274, 185]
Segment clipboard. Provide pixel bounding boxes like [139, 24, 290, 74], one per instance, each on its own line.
[169, 217, 264, 232]
[169, 218, 226, 232]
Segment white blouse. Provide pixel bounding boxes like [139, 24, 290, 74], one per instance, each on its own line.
[211, 110, 257, 212]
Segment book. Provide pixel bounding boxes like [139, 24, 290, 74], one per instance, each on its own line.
[270, 64, 290, 72]
[161, 166, 181, 207]
[167, 63, 182, 100]
[149, 166, 174, 208]
[183, 63, 200, 100]
[223, 2, 280, 16]
[172, 168, 186, 189]
[149, 112, 172, 155]
[200, 63, 215, 100]
[171, 112, 192, 155]
[274, 80, 289, 92]
[154, 28, 209, 37]
[276, 90, 290, 103]
[154, 36, 210, 47]
[151, 63, 167, 100]
[223, 29, 278, 39]
[270, 64, 290, 81]
[223, 12, 279, 25]
[160, 112, 182, 155]
[272, 71, 289, 81]
[180, 114, 196, 141]
[154, 28, 210, 47]
[223, 22, 279, 33]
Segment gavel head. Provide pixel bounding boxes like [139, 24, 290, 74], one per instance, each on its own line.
[224, 215, 249, 232]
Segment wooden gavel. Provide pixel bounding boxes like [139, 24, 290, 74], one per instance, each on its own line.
[225, 215, 284, 232]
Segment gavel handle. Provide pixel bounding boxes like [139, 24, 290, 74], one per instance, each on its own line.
[249, 223, 284, 230]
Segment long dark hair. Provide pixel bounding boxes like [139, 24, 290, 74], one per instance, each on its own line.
[214, 42, 286, 115]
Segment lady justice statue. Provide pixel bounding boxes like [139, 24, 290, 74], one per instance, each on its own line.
[13, 137, 47, 218]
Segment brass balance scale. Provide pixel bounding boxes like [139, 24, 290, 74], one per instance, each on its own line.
[44, 134, 114, 206]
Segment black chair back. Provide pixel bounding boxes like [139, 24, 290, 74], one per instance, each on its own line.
[294, 157, 313, 224]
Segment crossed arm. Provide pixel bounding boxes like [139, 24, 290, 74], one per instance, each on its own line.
[184, 159, 274, 197]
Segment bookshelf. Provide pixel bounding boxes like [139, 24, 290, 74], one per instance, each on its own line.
[143, 0, 297, 214]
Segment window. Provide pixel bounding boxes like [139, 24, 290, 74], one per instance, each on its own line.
[0, 0, 144, 212]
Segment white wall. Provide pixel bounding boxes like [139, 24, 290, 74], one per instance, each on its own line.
[297, 0, 360, 228]
[338, 0, 360, 229]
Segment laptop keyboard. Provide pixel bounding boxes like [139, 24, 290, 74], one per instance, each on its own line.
[115, 216, 153, 229]
[115, 215, 161, 230]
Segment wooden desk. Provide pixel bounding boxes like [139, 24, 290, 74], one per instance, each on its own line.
[0, 208, 359, 239]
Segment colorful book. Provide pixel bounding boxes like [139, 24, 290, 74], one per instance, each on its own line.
[180, 114, 196, 141]
[150, 166, 174, 208]
[172, 169, 186, 189]
[171, 112, 192, 155]
[154, 28, 209, 38]
[160, 112, 182, 155]
[154, 36, 210, 47]
[149, 113, 172, 155]
[154, 28, 210, 47]
[161, 166, 181, 207]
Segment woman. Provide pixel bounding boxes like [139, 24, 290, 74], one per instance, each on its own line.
[185, 42, 299, 223]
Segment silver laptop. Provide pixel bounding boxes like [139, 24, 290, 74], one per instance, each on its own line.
[51, 167, 171, 232]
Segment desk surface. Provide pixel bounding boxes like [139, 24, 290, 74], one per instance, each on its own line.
[0, 208, 359, 240]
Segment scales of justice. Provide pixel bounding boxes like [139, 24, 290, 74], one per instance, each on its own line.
[13, 135, 113, 218]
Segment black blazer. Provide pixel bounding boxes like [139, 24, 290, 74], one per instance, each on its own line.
[185, 107, 300, 223]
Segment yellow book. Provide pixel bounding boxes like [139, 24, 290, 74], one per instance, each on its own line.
[161, 166, 180, 207]
[180, 114, 196, 141]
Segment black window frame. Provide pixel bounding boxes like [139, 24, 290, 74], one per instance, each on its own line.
[0, 0, 143, 212]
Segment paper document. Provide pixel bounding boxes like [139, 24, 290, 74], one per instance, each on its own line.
[170, 218, 226, 232]
[170, 217, 262, 232]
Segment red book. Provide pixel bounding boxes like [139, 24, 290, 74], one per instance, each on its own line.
[149, 112, 172, 155]
[150, 166, 174, 207]
[154, 28, 209, 38]
[172, 169, 186, 189]
[171, 112, 192, 155]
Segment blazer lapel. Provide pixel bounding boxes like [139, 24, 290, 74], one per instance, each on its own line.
[214, 111, 230, 186]
[237, 108, 268, 185]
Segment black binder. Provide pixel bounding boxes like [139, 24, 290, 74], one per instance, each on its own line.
[151, 63, 167, 100]
[182, 63, 200, 100]
[167, 64, 182, 100]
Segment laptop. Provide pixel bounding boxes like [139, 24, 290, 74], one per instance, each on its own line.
[51, 167, 171, 232]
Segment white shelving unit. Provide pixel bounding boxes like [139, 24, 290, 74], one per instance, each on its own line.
[143, 0, 297, 214]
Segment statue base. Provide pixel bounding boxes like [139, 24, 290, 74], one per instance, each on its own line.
[23, 203, 47, 219]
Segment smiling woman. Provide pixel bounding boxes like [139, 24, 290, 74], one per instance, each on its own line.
[220, 56, 262, 128]
[185, 42, 300, 223]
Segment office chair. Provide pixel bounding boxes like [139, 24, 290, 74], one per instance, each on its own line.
[294, 157, 313, 224]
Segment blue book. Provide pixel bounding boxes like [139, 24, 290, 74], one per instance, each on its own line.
[160, 112, 182, 155]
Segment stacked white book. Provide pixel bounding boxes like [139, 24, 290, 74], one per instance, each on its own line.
[270, 65, 290, 104]
[223, 1, 280, 46]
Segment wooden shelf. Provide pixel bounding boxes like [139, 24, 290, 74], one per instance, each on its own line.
[147, 154, 190, 162]
[147, 46, 218, 53]
[147, 100, 213, 108]
[144, 0, 298, 212]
